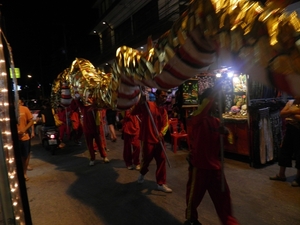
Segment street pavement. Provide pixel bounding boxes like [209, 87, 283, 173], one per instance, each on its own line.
[25, 131, 300, 225]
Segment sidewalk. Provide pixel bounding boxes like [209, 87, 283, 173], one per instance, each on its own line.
[26, 131, 300, 225]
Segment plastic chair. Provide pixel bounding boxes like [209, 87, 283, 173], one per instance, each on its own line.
[168, 119, 190, 153]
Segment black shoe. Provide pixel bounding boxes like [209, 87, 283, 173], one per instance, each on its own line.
[183, 220, 202, 225]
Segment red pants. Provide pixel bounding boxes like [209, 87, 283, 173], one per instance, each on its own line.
[140, 141, 166, 185]
[85, 133, 107, 160]
[59, 124, 70, 141]
[123, 133, 140, 167]
[185, 167, 239, 225]
[93, 125, 107, 150]
[72, 124, 83, 141]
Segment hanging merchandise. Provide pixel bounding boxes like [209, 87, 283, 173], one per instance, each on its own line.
[218, 72, 248, 120]
[181, 79, 199, 105]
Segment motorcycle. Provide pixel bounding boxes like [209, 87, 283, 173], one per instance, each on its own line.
[42, 126, 60, 155]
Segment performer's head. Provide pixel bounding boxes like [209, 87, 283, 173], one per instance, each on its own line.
[155, 90, 167, 106]
[199, 88, 214, 105]
[199, 87, 218, 116]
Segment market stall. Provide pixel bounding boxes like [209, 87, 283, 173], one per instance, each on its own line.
[196, 70, 285, 167]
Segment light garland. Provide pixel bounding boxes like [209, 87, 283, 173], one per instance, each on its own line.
[0, 30, 26, 224]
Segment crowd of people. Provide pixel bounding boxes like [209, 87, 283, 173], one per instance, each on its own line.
[17, 87, 300, 225]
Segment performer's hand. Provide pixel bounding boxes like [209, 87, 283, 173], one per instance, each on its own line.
[289, 105, 300, 115]
[18, 129, 26, 137]
[157, 133, 164, 141]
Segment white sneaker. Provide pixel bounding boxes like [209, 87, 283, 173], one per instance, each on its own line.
[137, 174, 144, 183]
[103, 157, 110, 163]
[127, 165, 134, 170]
[157, 184, 172, 193]
[89, 161, 94, 166]
[135, 165, 141, 171]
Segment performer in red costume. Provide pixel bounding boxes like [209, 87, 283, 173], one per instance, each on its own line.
[93, 109, 109, 152]
[184, 88, 239, 225]
[132, 90, 172, 193]
[69, 104, 83, 145]
[57, 105, 70, 146]
[75, 94, 109, 166]
[122, 107, 141, 170]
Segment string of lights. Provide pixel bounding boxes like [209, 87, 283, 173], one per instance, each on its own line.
[0, 29, 27, 224]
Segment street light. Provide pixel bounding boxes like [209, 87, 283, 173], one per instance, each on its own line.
[102, 21, 113, 30]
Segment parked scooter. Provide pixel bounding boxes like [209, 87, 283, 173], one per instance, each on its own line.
[42, 126, 60, 155]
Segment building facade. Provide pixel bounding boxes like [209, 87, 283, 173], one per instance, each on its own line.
[90, 0, 190, 67]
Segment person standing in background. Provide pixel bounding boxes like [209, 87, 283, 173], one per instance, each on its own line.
[122, 107, 141, 170]
[40, 100, 56, 128]
[132, 90, 171, 193]
[106, 108, 117, 142]
[19, 98, 35, 171]
[18, 99, 34, 181]
[270, 96, 300, 187]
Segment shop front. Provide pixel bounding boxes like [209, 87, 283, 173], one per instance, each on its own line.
[178, 70, 286, 168]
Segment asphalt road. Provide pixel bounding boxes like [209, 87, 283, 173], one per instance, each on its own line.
[25, 132, 300, 225]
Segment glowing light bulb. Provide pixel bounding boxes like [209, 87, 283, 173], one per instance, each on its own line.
[227, 72, 233, 77]
[233, 76, 239, 83]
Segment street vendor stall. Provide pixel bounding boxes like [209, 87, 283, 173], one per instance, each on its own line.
[197, 70, 285, 167]
[219, 73, 250, 156]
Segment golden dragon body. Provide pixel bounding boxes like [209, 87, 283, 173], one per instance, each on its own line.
[51, 0, 300, 109]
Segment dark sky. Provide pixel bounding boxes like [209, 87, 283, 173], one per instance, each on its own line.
[1, 0, 99, 96]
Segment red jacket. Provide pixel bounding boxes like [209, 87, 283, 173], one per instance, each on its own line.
[189, 115, 222, 170]
[132, 101, 168, 144]
[123, 110, 140, 135]
[76, 99, 98, 134]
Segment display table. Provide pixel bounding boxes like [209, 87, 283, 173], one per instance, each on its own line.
[223, 117, 250, 156]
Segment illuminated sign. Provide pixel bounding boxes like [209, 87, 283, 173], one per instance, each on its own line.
[9, 68, 21, 78]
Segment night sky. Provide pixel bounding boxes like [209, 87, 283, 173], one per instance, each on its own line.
[1, 0, 99, 97]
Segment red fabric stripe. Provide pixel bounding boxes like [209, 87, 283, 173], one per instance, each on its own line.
[61, 95, 72, 99]
[118, 89, 140, 99]
[177, 47, 211, 67]
[163, 64, 192, 81]
[154, 76, 181, 90]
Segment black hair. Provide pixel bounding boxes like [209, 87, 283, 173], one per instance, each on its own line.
[155, 89, 166, 96]
[199, 88, 214, 104]
[42, 99, 52, 108]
